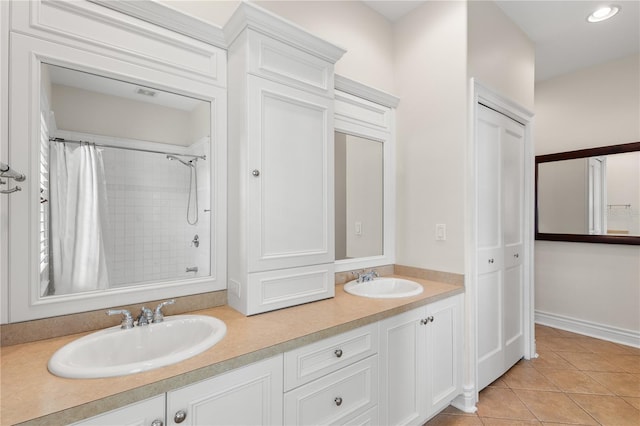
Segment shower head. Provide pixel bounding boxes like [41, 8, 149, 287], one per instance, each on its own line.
[166, 154, 194, 167]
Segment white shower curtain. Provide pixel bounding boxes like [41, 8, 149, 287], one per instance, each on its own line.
[50, 142, 110, 295]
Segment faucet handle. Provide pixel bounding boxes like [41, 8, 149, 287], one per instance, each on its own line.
[107, 309, 134, 329]
[153, 299, 175, 323]
[351, 270, 364, 282]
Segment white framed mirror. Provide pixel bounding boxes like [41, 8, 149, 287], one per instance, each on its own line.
[334, 76, 399, 272]
[6, 34, 226, 322]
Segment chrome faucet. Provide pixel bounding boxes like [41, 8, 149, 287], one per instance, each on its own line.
[137, 307, 154, 326]
[153, 299, 175, 323]
[352, 269, 379, 283]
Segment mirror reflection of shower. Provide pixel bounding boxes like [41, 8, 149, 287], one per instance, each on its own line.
[166, 154, 199, 225]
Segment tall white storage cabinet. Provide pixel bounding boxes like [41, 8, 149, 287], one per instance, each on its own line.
[225, 3, 345, 315]
[476, 104, 526, 390]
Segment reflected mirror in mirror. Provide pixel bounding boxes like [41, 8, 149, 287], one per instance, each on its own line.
[40, 64, 212, 297]
[537, 150, 640, 238]
[335, 132, 383, 260]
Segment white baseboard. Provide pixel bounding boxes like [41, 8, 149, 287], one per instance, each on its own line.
[535, 310, 640, 348]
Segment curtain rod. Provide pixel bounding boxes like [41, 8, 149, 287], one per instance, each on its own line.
[49, 137, 207, 160]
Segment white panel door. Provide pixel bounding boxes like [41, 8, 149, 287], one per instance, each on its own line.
[247, 76, 334, 273]
[476, 104, 525, 391]
[167, 355, 283, 426]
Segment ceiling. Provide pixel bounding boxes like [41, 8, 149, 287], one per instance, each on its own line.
[362, 0, 640, 82]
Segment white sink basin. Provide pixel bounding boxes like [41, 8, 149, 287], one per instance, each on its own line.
[48, 315, 226, 379]
[344, 277, 424, 299]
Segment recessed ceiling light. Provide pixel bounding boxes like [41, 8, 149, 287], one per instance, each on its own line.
[587, 5, 620, 23]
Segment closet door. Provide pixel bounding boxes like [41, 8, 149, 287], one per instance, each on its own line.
[476, 104, 525, 390]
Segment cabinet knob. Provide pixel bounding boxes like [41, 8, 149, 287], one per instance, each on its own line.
[174, 410, 187, 424]
[251, 169, 260, 177]
[428, 316, 434, 323]
[514, 253, 519, 258]
[488, 258, 494, 264]
[334, 349, 343, 358]
[151, 420, 164, 426]
[334, 396, 343, 406]
[420, 318, 428, 325]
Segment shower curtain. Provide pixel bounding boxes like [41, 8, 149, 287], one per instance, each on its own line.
[49, 142, 110, 295]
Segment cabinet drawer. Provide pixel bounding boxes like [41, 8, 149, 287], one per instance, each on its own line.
[71, 395, 165, 426]
[284, 356, 378, 426]
[284, 323, 378, 390]
[248, 31, 334, 96]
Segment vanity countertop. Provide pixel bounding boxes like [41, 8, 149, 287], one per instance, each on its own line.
[0, 276, 463, 425]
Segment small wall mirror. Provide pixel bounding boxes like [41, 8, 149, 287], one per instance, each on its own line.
[536, 142, 640, 245]
[333, 79, 398, 272]
[335, 132, 383, 260]
[41, 64, 212, 296]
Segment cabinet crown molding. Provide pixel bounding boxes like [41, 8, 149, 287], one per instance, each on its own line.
[89, 0, 227, 48]
[224, 1, 346, 64]
[335, 75, 400, 108]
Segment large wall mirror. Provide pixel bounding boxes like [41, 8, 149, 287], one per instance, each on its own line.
[7, 34, 226, 322]
[334, 76, 399, 272]
[536, 142, 640, 245]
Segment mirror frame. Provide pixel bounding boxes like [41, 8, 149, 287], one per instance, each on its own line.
[334, 75, 399, 272]
[535, 141, 640, 245]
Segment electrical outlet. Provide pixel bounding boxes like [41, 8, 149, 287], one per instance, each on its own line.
[435, 224, 446, 241]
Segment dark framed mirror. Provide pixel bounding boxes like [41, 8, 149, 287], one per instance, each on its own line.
[535, 141, 640, 245]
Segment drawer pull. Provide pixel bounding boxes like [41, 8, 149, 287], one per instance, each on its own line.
[334, 396, 343, 406]
[334, 349, 343, 358]
[151, 420, 164, 426]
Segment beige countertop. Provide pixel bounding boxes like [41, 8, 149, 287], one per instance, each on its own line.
[1, 277, 463, 425]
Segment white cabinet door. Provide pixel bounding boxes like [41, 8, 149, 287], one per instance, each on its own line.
[379, 307, 427, 426]
[425, 294, 463, 416]
[379, 295, 463, 426]
[167, 356, 283, 426]
[476, 104, 525, 390]
[71, 395, 165, 426]
[247, 76, 334, 273]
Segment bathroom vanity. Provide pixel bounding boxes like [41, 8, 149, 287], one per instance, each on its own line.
[0, 278, 463, 425]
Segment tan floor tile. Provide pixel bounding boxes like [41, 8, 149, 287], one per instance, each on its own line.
[570, 393, 640, 426]
[479, 418, 541, 425]
[513, 389, 598, 425]
[502, 364, 559, 391]
[585, 371, 640, 397]
[607, 354, 640, 373]
[622, 396, 640, 410]
[487, 377, 509, 388]
[425, 413, 483, 425]
[531, 351, 576, 371]
[476, 387, 537, 421]
[573, 337, 638, 355]
[552, 328, 585, 339]
[540, 369, 613, 394]
[540, 337, 590, 353]
[559, 352, 626, 372]
[619, 345, 640, 356]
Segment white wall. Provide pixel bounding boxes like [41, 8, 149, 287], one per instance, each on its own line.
[467, 1, 535, 111]
[394, 0, 468, 274]
[535, 54, 640, 336]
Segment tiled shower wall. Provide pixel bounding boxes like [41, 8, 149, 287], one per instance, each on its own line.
[56, 130, 211, 288]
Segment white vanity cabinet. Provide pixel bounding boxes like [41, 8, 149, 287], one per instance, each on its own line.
[71, 395, 165, 426]
[166, 355, 283, 426]
[283, 323, 379, 425]
[379, 293, 463, 426]
[225, 3, 345, 315]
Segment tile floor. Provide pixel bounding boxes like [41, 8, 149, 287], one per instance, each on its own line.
[427, 324, 640, 425]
